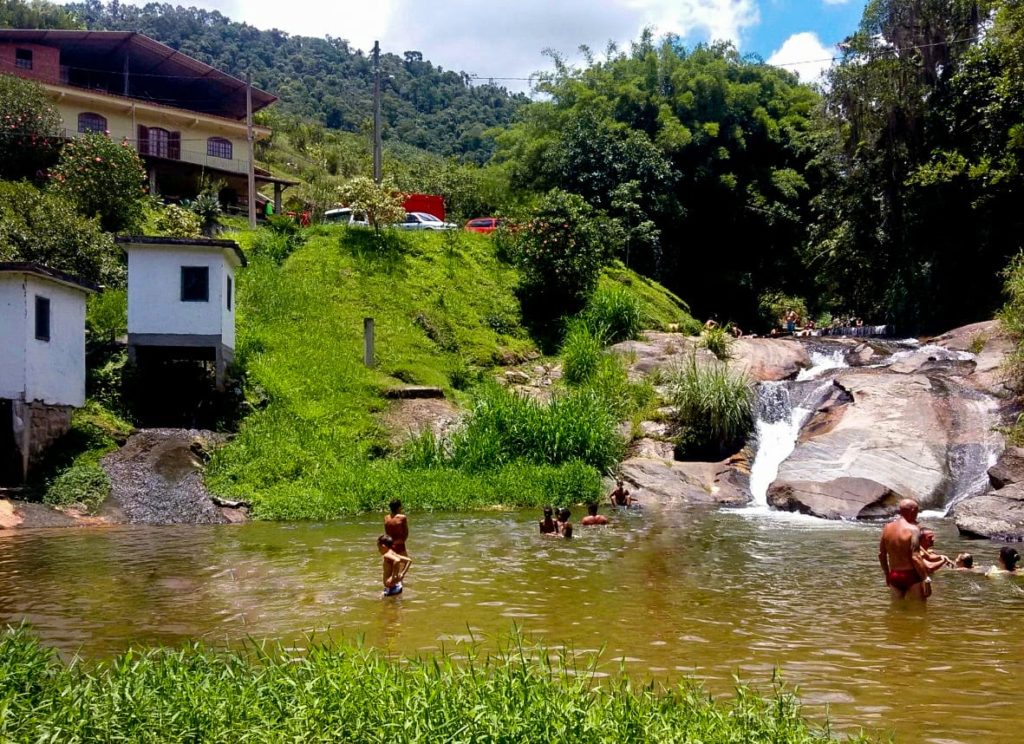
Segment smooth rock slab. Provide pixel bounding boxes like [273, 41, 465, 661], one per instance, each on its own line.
[953, 484, 1024, 540]
[620, 457, 750, 505]
[768, 477, 900, 520]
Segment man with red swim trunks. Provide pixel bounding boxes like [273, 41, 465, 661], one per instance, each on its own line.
[879, 498, 930, 600]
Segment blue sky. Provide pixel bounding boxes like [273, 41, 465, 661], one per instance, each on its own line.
[100, 1, 870, 88]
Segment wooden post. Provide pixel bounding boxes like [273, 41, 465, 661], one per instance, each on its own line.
[246, 72, 257, 228]
[274, 182, 283, 214]
[363, 317, 375, 368]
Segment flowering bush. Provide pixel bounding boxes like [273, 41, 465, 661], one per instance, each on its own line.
[48, 133, 146, 232]
[153, 204, 202, 238]
[0, 73, 62, 180]
[513, 189, 618, 320]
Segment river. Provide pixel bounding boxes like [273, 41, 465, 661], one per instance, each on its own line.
[1, 508, 1021, 743]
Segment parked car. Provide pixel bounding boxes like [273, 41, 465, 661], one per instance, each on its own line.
[464, 217, 501, 233]
[323, 207, 368, 226]
[396, 212, 458, 230]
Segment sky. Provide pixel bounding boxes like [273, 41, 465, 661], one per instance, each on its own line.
[91, 1, 868, 89]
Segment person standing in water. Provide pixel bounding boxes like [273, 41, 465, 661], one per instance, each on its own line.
[879, 499, 929, 600]
[378, 535, 412, 597]
[608, 479, 638, 508]
[384, 499, 409, 556]
[581, 502, 609, 526]
[558, 508, 573, 539]
[539, 506, 559, 535]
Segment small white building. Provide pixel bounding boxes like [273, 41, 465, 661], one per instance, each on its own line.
[119, 237, 245, 389]
[0, 263, 94, 484]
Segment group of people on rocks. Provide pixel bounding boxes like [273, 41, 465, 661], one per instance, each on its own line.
[538, 479, 640, 540]
[879, 498, 1020, 601]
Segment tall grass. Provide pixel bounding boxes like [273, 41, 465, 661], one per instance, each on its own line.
[670, 354, 754, 459]
[428, 383, 624, 474]
[561, 320, 604, 385]
[581, 284, 644, 343]
[0, 628, 865, 743]
[699, 324, 731, 360]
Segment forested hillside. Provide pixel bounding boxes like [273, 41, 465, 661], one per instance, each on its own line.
[57, 1, 526, 162]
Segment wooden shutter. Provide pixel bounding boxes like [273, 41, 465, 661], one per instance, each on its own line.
[168, 131, 181, 160]
[137, 125, 149, 156]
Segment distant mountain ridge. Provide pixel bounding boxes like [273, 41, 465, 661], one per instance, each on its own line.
[56, 2, 525, 162]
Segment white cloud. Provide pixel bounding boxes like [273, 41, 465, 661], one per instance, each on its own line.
[767, 31, 835, 83]
[93, 1, 762, 93]
[822, 0, 851, 5]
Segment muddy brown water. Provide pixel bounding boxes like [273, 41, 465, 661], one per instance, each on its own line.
[1, 506, 1022, 743]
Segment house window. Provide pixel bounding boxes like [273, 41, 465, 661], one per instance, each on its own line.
[180, 266, 209, 302]
[226, 275, 232, 311]
[207, 137, 232, 160]
[149, 127, 170, 158]
[34, 296, 50, 341]
[78, 112, 107, 134]
[15, 49, 32, 70]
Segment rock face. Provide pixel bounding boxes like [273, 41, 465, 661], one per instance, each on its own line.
[953, 447, 1024, 540]
[620, 455, 750, 506]
[768, 372, 951, 517]
[931, 320, 1014, 397]
[610, 332, 812, 382]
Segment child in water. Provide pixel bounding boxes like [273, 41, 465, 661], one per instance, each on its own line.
[377, 534, 412, 597]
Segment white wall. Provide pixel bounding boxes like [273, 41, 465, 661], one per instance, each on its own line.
[127, 244, 230, 343]
[0, 277, 27, 400]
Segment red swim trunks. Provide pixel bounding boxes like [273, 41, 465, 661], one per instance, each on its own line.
[887, 569, 921, 592]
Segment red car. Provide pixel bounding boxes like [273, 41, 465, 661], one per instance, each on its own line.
[464, 217, 501, 234]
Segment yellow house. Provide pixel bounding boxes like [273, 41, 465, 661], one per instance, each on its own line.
[0, 29, 294, 211]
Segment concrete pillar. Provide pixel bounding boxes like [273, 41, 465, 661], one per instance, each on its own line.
[215, 345, 226, 392]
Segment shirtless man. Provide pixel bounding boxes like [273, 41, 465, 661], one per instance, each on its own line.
[608, 479, 637, 509]
[581, 502, 609, 526]
[879, 499, 930, 600]
[384, 499, 409, 556]
[539, 506, 558, 535]
[378, 534, 412, 597]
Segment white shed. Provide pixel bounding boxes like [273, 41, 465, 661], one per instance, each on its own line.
[0, 262, 94, 484]
[119, 237, 245, 389]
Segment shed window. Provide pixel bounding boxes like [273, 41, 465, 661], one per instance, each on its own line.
[34, 296, 50, 341]
[207, 137, 232, 160]
[15, 49, 32, 70]
[180, 266, 209, 302]
[226, 275, 232, 311]
[78, 112, 107, 133]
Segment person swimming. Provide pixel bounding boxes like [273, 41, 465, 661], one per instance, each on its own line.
[581, 502, 609, 526]
[558, 507, 573, 539]
[987, 546, 1021, 576]
[539, 506, 558, 535]
[954, 552, 975, 570]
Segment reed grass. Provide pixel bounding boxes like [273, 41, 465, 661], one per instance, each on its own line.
[561, 320, 604, 385]
[699, 325, 731, 361]
[670, 354, 754, 458]
[580, 283, 644, 343]
[0, 627, 867, 743]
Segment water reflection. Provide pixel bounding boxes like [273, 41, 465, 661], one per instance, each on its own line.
[0, 507, 1021, 742]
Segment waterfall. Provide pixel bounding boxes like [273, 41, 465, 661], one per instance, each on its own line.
[746, 351, 850, 511]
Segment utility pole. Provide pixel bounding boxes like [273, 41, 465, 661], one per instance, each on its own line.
[246, 71, 256, 228]
[372, 40, 383, 184]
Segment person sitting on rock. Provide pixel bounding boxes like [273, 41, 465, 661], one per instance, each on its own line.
[581, 502, 609, 526]
[986, 546, 1021, 576]
[608, 479, 638, 509]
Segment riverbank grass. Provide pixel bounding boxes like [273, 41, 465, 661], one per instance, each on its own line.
[207, 227, 693, 518]
[0, 627, 867, 743]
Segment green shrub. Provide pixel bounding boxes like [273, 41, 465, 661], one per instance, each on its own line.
[561, 321, 604, 385]
[152, 204, 202, 238]
[48, 133, 146, 232]
[699, 324, 731, 361]
[0, 73, 62, 181]
[670, 354, 753, 459]
[86, 290, 127, 343]
[43, 464, 110, 510]
[514, 189, 617, 321]
[0, 628, 859, 743]
[0, 181, 121, 287]
[581, 284, 644, 342]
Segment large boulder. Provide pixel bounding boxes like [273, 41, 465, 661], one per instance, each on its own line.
[987, 447, 1024, 489]
[620, 456, 750, 506]
[930, 320, 1014, 397]
[769, 372, 951, 516]
[953, 485, 1024, 540]
[768, 477, 900, 520]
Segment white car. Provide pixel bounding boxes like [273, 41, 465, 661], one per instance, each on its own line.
[323, 207, 369, 226]
[396, 212, 458, 230]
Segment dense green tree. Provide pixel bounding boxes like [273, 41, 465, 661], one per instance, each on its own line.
[495, 36, 820, 327]
[0, 0, 79, 28]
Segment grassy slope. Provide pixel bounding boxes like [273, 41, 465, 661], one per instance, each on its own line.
[206, 227, 695, 519]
